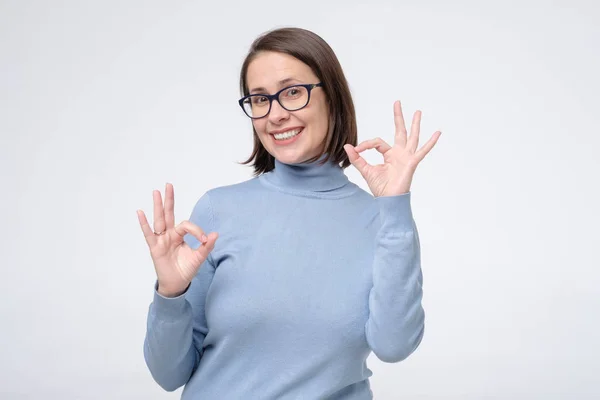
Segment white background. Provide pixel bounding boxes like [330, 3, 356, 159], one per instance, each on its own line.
[1, 0, 599, 399]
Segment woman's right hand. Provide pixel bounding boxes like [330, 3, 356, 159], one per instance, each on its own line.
[137, 183, 218, 298]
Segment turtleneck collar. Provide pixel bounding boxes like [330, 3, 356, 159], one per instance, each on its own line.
[259, 154, 354, 196]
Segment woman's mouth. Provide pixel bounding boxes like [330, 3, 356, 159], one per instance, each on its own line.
[271, 128, 303, 145]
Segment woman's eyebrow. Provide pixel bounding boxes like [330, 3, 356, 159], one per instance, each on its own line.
[249, 77, 301, 94]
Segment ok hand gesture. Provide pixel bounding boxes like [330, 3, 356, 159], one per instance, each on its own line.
[137, 183, 218, 297]
[344, 101, 441, 197]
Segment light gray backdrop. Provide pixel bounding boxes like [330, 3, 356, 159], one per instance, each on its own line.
[1, 0, 599, 399]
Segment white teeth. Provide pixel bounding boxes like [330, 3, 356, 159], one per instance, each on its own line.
[273, 128, 302, 140]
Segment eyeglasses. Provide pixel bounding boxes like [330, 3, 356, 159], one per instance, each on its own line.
[238, 83, 323, 119]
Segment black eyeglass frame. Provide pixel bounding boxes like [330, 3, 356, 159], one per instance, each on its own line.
[238, 83, 323, 119]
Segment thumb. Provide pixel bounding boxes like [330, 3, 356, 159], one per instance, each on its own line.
[344, 144, 370, 176]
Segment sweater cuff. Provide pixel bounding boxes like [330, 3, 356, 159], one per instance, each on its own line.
[375, 192, 414, 230]
[151, 281, 189, 319]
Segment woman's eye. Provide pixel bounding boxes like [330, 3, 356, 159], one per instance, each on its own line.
[252, 96, 268, 105]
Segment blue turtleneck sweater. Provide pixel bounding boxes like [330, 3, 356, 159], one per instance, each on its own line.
[143, 157, 425, 399]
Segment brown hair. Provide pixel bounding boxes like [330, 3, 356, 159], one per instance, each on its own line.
[238, 27, 357, 175]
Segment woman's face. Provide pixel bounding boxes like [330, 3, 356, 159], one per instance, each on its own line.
[245, 51, 329, 165]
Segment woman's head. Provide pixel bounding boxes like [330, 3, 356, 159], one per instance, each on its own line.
[239, 27, 357, 174]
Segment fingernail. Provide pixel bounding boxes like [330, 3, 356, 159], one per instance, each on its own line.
[201, 234, 208, 242]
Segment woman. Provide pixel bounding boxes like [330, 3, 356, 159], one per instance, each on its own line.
[138, 27, 441, 399]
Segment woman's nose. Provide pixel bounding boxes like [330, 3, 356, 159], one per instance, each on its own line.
[268, 99, 290, 123]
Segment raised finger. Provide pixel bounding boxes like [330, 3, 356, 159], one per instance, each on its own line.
[137, 209, 155, 241]
[354, 137, 392, 154]
[415, 131, 442, 162]
[164, 183, 175, 229]
[394, 101, 408, 147]
[153, 190, 166, 234]
[408, 110, 422, 153]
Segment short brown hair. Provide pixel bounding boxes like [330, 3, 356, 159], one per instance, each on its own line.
[238, 27, 357, 175]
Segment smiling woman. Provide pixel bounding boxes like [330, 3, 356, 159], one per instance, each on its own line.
[138, 26, 441, 399]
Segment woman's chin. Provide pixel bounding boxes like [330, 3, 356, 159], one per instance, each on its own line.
[279, 153, 320, 165]
[271, 149, 307, 165]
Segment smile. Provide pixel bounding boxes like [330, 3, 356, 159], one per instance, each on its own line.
[273, 128, 303, 141]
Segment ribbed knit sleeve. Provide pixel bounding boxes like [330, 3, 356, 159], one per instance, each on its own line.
[365, 192, 425, 363]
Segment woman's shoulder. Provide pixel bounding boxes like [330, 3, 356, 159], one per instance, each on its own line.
[205, 175, 262, 198]
[190, 176, 260, 212]
[187, 176, 261, 228]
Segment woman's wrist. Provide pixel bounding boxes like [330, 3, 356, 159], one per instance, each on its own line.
[156, 281, 189, 298]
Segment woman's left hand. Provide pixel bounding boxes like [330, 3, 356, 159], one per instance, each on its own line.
[344, 101, 441, 197]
